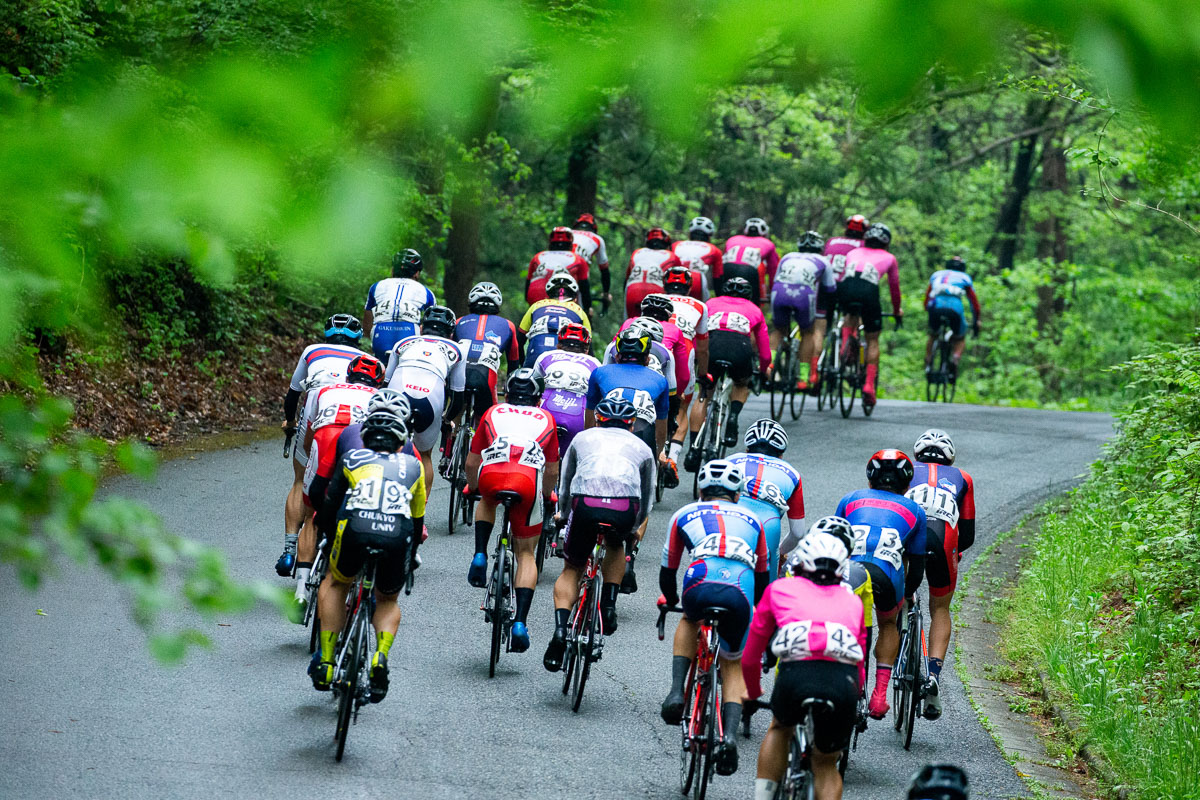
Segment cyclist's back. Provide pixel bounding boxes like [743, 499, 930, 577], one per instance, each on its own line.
[532, 348, 600, 451]
[925, 267, 980, 334]
[838, 487, 926, 611]
[625, 236, 682, 318]
[728, 451, 804, 577]
[519, 297, 589, 367]
[839, 245, 901, 320]
[909, 460, 975, 594]
[455, 310, 520, 416]
[587, 360, 669, 452]
[385, 333, 467, 451]
[723, 232, 779, 303]
[707, 293, 772, 373]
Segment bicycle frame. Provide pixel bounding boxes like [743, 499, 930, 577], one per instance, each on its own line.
[893, 594, 929, 749]
[483, 496, 518, 677]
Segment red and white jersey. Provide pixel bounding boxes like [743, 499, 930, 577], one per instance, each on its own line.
[526, 251, 590, 304]
[471, 403, 560, 474]
[572, 230, 609, 270]
[304, 383, 376, 435]
[626, 248, 682, 288]
[650, 292, 709, 342]
[672, 240, 723, 285]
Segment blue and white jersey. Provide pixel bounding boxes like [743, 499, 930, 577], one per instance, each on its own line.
[926, 269, 974, 315]
[289, 343, 364, 392]
[837, 488, 927, 602]
[662, 500, 769, 576]
[728, 452, 806, 576]
[365, 277, 437, 358]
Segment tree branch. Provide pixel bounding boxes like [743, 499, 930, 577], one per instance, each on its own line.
[946, 109, 1104, 170]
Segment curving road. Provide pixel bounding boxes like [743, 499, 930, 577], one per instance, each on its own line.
[2, 397, 1111, 799]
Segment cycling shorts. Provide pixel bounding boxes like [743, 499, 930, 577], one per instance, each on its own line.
[371, 320, 420, 362]
[302, 423, 347, 506]
[523, 336, 558, 369]
[293, 392, 313, 469]
[624, 282, 664, 319]
[681, 560, 754, 659]
[924, 520, 959, 598]
[631, 420, 657, 455]
[846, 561, 874, 629]
[835, 276, 884, 334]
[718, 263, 763, 305]
[329, 516, 413, 595]
[392, 368, 445, 452]
[708, 330, 757, 383]
[858, 560, 900, 616]
[771, 285, 818, 331]
[562, 496, 640, 568]
[540, 391, 587, 452]
[927, 307, 967, 338]
[771, 660, 859, 753]
[477, 462, 544, 539]
[464, 363, 498, 423]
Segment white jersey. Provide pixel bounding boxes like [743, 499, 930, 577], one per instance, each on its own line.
[304, 383, 376, 434]
[627, 249, 675, 287]
[572, 230, 609, 268]
[364, 277, 435, 324]
[558, 427, 655, 525]
[775, 252, 835, 291]
[385, 335, 467, 392]
[650, 292, 709, 342]
[532, 350, 602, 396]
[289, 343, 364, 392]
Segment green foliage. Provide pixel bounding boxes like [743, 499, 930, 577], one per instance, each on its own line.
[1002, 336, 1200, 799]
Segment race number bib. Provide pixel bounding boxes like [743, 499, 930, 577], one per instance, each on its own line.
[692, 532, 757, 568]
[711, 311, 752, 335]
[847, 259, 880, 285]
[629, 263, 665, 285]
[481, 436, 546, 469]
[527, 313, 570, 338]
[373, 298, 422, 323]
[724, 246, 763, 267]
[906, 484, 960, 525]
[606, 387, 656, 424]
[772, 620, 863, 665]
[932, 282, 965, 298]
[671, 313, 696, 339]
[776, 258, 818, 287]
[346, 477, 413, 517]
[313, 402, 368, 430]
[471, 342, 502, 372]
[851, 524, 903, 571]
[545, 363, 590, 394]
[830, 254, 848, 277]
[754, 480, 789, 512]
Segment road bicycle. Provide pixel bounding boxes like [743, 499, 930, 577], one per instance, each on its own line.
[769, 323, 805, 422]
[481, 491, 520, 678]
[560, 519, 616, 712]
[815, 320, 841, 412]
[690, 360, 735, 499]
[893, 593, 930, 750]
[444, 394, 477, 534]
[330, 547, 383, 761]
[834, 306, 896, 419]
[926, 320, 958, 403]
[744, 696, 836, 800]
[303, 531, 329, 654]
[535, 494, 558, 576]
[657, 602, 730, 800]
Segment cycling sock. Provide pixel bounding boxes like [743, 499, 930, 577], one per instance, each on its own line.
[474, 521, 493, 555]
[294, 567, 310, 599]
[721, 702, 741, 745]
[864, 363, 878, 393]
[376, 630, 395, 657]
[319, 630, 338, 663]
[670, 655, 692, 695]
[601, 582, 620, 610]
[928, 657, 943, 678]
[667, 440, 683, 461]
[731, 400, 744, 418]
[515, 588, 534, 624]
[754, 779, 779, 800]
[283, 533, 298, 552]
[874, 664, 893, 694]
[554, 607, 570, 631]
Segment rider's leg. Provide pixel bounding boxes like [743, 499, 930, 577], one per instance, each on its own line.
[513, 534, 538, 619]
[662, 616, 699, 723]
[929, 589, 954, 669]
[869, 605, 900, 717]
[769, 325, 785, 365]
[294, 512, 316, 600]
[925, 334, 936, 368]
[622, 518, 647, 593]
[315, 571, 351, 670]
[950, 334, 967, 364]
[716, 654, 746, 774]
[418, 447, 434, 495]
[468, 498, 497, 586]
[863, 331, 881, 400]
[372, 589, 402, 652]
[755, 718, 792, 799]
[840, 314, 860, 355]
[799, 324, 820, 385]
[811, 749, 844, 800]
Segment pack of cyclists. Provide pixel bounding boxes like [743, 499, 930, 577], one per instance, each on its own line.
[278, 218, 984, 794]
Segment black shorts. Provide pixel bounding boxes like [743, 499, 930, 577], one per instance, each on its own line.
[924, 520, 959, 598]
[719, 263, 762, 305]
[771, 660, 860, 753]
[708, 330, 756, 383]
[329, 517, 413, 595]
[835, 276, 884, 333]
[562, 496, 640, 567]
[861, 561, 899, 615]
[464, 363, 497, 422]
[927, 307, 967, 338]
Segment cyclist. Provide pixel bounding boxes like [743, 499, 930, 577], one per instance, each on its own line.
[279, 314, 365, 577]
[308, 408, 424, 700]
[531, 322, 601, 452]
[519, 273, 591, 368]
[823, 214, 869, 276]
[728, 419, 805, 578]
[465, 369, 560, 653]
[836, 221, 902, 407]
[742, 530, 866, 800]
[771, 231, 837, 392]
[363, 249, 436, 360]
[789, 516, 874, 656]
[453, 281, 522, 427]
[908, 764, 970, 800]
[722, 217, 779, 306]
[571, 213, 612, 313]
[836, 449, 927, 720]
[659, 459, 770, 777]
[907, 429, 976, 720]
[653, 266, 710, 468]
[671, 216, 722, 298]
[294, 355, 384, 611]
[924, 256, 981, 383]
[311, 389, 416, 510]
[384, 305, 467, 499]
[527, 226, 593, 311]
[693, 275, 771, 455]
[603, 316, 678, 400]
[543, 397, 656, 670]
[624, 226, 682, 319]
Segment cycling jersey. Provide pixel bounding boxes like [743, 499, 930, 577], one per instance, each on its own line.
[671, 239, 723, 291]
[600, 338, 678, 397]
[288, 343, 366, 468]
[742, 575, 867, 699]
[385, 335, 467, 451]
[558, 426, 655, 526]
[771, 252, 836, 331]
[624, 248, 682, 317]
[572, 230, 609, 271]
[925, 269, 980, 337]
[364, 278, 437, 360]
[470, 403, 559, 539]
[723, 234, 780, 298]
[837, 488, 926, 613]
[301, 383, 377, 506]
[727, 452, 805, 578]
[455, 313, 521, 372]
[838, 246, 901, 317]
[823, 236, 863, 275]
[651, 292, 709, 343]
[908, 462, 976, 597]
[845, 561, 874, 629]
[531, 350, 601, 451]
[586, 362, 670, 452]
[526, 251, 592, 309]
[617, 316, 692, 395]
[518, 298, 590, 368]
[706, 295, 772, 372]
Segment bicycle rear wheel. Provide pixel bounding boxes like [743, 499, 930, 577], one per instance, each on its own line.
[838, 347, 858, 419]
[679, 664, 700, 795]
[488, 522, 508, 678]
[903, 614, 923, 749]
[571, 576, 599, 713]
[937, 341, 956, 403]
[334, 609, 364, 761]
[695, 660, 720, 800]
[788, 344, 804, 420]
[769, 348, 786, 421]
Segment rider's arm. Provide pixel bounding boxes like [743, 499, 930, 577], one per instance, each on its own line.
[505, 320, 522, 367]
[966, 285, 981, 323]
[638, 446, 656, 521]
[958, 471, 977, 552]
[577, 263, 593, 314]
[779, 487, 806, 567]
[740, 590, 777, 700]
[557, 442, 576, 515]
[384, 345, 398, 383]
[284, 389, 301, 426]
[886, 259, 902, 317]
[444, 389, 464, 423]
[903, 552, 926, 599]
[753, 527, 770, 602]
[752, 311, 772, 372]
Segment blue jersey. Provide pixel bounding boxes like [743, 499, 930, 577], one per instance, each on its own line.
[520, 300, 588, 367]
[585, 363, 669, 451]
[365, 278, 436, 359]
[454, 313, 522, 372]
[728, 452, 806, 577]
[836, 488, 927, 602]
[926, 269, 975, 317]
[662, 499, 769, 581]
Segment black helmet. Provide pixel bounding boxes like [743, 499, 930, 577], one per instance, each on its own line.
[866, 449, 915, 493]
[361, 410, 409, 452]
[391, 248, 423, 278]
[506, 368, 543, 406]
[420, 305, 457, 338]
[864, 223, 892, 249]
[721, 276, 753, 299]
[907, 764, 969, 800]
[639, 293, 675, 322]
[796, 230, 825, 253]
[944, 255, 967, 271]
[325, 313, 363, 344]
[594, 397, 637, 429]
[614, 327, 652, 364]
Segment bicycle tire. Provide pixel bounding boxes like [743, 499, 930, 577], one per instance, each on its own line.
[334, 609, 363, 761]
[571, 575, 599, 713]
[837, 362, 855, 420]
[769, 349, 785, 421]
[488, 515, 507, 678]
[656, 464, 666, 503]
[893, 618, 909, 733]
[903, 610, 923, 749]
[679, 663, 700, 795]
[309, 608, 321, 655]
[821, 339, 839, 412]
[695, 654, 720, 800]
[938, 341, 956, 403]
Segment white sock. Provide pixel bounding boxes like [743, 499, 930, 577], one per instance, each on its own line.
[667, 441, 683, 460]
[294, 569, 310, 599]
[754, 779, 778, 800]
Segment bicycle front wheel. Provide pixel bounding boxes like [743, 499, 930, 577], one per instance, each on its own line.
[571, 576, 599, 713]
[769, 349, 786, 421]
[488, 528, 507, 678]
[838, 364, 856, 420]
[680, 664, 700, 795]
[696, 660, 721, 800]
[787, 346, 804, 420]
[334, 610, 364, 761]
[902, 613, 924, 749]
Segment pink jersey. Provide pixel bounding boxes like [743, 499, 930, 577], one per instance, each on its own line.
[742, 576, 868, 699]
[619, 317, 692, 391]
[626, 248, 682, 288]
[706, 296, 771, 370]
[723, 234, 780, 289]
[840, 246, 901, 315]
[650, 292, 709, 342]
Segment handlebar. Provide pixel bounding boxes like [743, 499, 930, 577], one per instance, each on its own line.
[656, 603, 684, 641]
[283, 430, 295, 458]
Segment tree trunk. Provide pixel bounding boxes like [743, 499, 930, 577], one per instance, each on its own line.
[564, 121, 600, 224]
[1033, 132, 1071, 342]
[986, 99, 1052, 273]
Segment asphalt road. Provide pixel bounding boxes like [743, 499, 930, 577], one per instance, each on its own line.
[3, 397, 1112, 800]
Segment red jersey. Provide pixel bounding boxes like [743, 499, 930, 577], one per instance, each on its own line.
[672, 240, 723, 293]
[625, 248, 682, 289]
[471, 403, 560, 473]
[526, 251, 591, 305]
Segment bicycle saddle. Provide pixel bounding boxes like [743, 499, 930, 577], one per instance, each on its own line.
[713, 360, 734, 372]
[841, 301, 864, 315]
[496, 490, 523, 508]
[701, 605, 733, 623]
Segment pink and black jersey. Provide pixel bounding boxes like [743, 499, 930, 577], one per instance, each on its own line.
[840, 246, 902, 316]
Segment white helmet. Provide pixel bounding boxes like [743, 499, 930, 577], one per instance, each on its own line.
[788, 531, 849, 583]
[467, 281, 503, 310]
[913, 428, 956, 465]
[698, 459, 744, 497]
[744, 418, 788, 454]
[744, 217, 769, 237]
[628, 316, 664, 343]
[805, 515, 854, 554]
[544, 271, 579, 298]
[688, 216, 715, 236]
[367, 388, 412, 422]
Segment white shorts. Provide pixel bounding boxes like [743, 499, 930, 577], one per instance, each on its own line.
[388, 368, 446, 453]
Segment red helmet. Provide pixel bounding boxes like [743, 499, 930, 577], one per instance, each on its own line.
[557, 322, 591, 353]
[866, 449, 914, 493]
[645, 227, 671, 248]
[845, 214, 868, 234]
[549, 226, 575, 249]
[346, 355, 385, 388]
[574, 213, 596, 231]
[663, 266, 692, 294]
